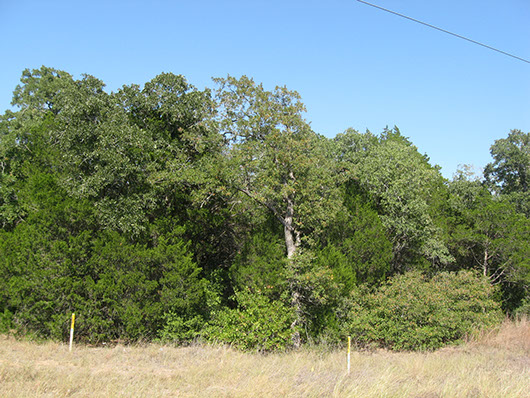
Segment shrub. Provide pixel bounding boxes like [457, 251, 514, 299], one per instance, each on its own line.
[343, 270, 503, 350]
[0, 217, 209, 343]
[514, 298, 530, 318]
[158, 313, 206, 342]
[204, 289, 294, 352]
[0, 309, 14, 333]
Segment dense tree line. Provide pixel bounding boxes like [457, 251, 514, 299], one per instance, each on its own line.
[1, 67, 528, 350]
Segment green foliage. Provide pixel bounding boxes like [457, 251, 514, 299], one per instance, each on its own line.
[343, 271, 503, 351]
[0, 108, 61, 231]
[278, 250, 344, 343]
[0, 172, 96, 340]
[0, 67, 228, 344]
[214, 75, 343, 246]
[446, 177, 530, 312]
[335, 128, 452, 271]
[205, 289, 294, 352]
[484, 129, 529, 195]
[158, 313, 207, 342]
[158, 271, 221, 343]
[316, 182, 392, 291]
[230, 230, 287, 299]
[514, 297, 530, 318]
[0, 309, 14, 333]
[484, 129, 530, 217]
[0, 173, 210, 342]
[2, 66, 527, 352]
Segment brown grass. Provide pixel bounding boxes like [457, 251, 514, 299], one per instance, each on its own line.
[1, 319, 529, 397]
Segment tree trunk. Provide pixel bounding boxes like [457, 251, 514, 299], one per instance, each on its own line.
[289, 289, 303, 348]
[483, 248, 488, 277]
[284, 196, 300, 259]
[284, 195, 303, 348]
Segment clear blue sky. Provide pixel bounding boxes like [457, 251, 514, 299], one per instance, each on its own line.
[1, 0, 529, 178]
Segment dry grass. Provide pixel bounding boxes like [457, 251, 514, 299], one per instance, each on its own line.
[1, 319, 529, 397]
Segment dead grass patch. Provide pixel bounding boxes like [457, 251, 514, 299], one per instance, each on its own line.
[1, 320, 528, 397]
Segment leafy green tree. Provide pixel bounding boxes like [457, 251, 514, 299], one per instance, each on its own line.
[485, 129, 529, 194]
[5, 67, 224, 238]
[0, 67, 73, 230]
[117, 73, 234, 276]
[0, 171, 96, 339]
[1, 67, 228, 343]
[335, 127, 452, 272]
[85, 228, 210, 342]
[0, 166, 212, 342]
[447, 175, 530, 312]
[214, 76, 343, 347]
[215, 76, 341, 258]
[484, 129, 530, 216]
[116, 72, 222, 203]
[11, 67, 74, 114]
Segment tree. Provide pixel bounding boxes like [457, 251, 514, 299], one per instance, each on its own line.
[335, 127, 452, 272]
[484, 129, 530, 216]
[0, 67, 227, 342]
[2, 66, 153, 235]
[1, 67, 75, 230]
[446, 175, 530, 312]
[214, 76, 343, 347]
[4, 67, 224, 238]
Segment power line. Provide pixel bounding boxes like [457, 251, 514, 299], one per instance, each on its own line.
[357, 0, 530, 65]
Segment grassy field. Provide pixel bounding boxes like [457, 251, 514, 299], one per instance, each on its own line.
[1, 318, 529, 398]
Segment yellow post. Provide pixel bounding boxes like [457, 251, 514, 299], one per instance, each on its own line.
[347, 336, 351, 374]
[69, 313, 75, 352]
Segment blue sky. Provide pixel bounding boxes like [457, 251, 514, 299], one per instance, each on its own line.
[1, 0, 529, 178]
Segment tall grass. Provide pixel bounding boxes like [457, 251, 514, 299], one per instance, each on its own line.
[1, 318, 528, 397]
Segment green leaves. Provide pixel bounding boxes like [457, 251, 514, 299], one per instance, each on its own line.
[0, 68, 223, 342]
[335, 127, 452, 271]
[215, 75, 342, 252]
[485, 129, 529, 195]
[484, 129, 530, 216]
[446, 179, 530, 311]
[204, 289, 294, 352]
[344, 271, 502, 351]
[2, 67, 526, 350]
[11, 66, 74, 114]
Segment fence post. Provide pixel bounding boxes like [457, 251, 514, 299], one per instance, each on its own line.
[347, 336, 351, 374]
[69, 313, 75, 352]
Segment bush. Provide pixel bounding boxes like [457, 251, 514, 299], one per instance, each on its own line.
[158, 313, 206, 342]
[204, 289, 294, 352]
[514, 298, 530, 318]
[0, 309, 14, 333]
[343, 270, 503, 350]
[0, 216, 209, 343]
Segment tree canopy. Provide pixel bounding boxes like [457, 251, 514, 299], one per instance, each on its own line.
[0, 67, 527, 350]
[484, 129, 530, 217]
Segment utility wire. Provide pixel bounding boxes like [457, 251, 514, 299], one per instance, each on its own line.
[357, 0, 530, 64]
